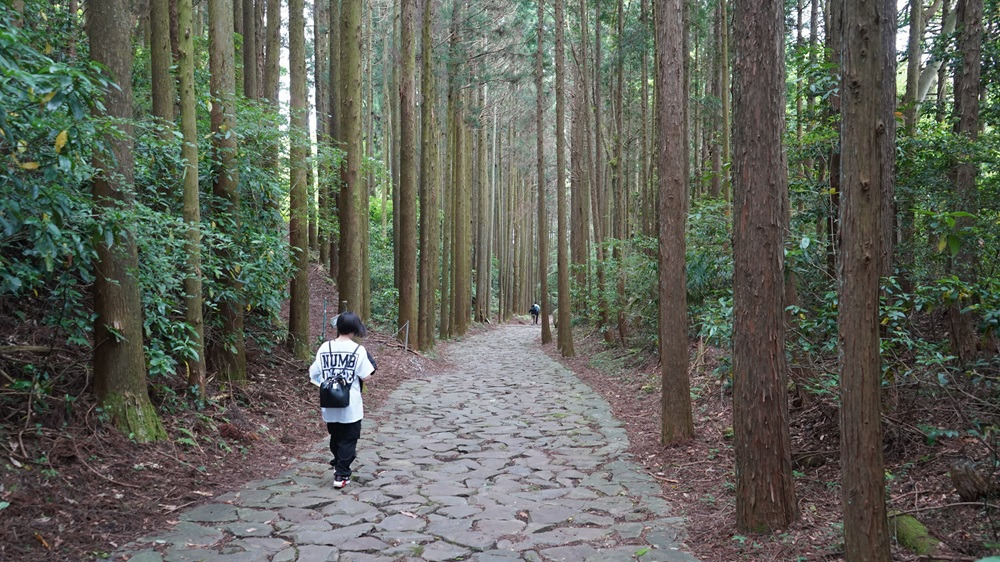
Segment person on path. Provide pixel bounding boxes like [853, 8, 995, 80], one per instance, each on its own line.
[530, 303, 540, 325]
[308, 311, 375, 489]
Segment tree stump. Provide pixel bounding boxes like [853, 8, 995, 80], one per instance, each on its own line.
[950, 460, 998, 501]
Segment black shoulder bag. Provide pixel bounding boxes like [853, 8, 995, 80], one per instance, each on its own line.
[319, 342, 361, 408]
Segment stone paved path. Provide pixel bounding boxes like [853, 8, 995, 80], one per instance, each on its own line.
[119, 325, 698, 562]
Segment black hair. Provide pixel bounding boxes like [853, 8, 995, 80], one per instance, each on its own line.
[335, 311, 367, 337]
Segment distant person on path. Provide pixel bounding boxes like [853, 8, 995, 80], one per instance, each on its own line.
[308, 311, 375, 489]
[530, 303, 540, 324]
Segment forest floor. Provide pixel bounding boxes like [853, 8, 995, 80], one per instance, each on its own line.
[0, 264, 442, 561]
[545, 326, 1000, 561]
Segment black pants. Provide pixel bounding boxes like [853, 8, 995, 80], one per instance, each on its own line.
[327, 420, 362, 479]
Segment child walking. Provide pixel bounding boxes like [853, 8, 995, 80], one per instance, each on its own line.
[308, 311, 375, 489]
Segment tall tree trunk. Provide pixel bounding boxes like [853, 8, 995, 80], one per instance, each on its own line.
[242, 0, 256, 97]
[656, 0, 694, 445]
[537, 0, 553, 345]
[570, 60, 589, 305]
[329, 0, 342, 281]
[614, 0, 626, 345]
[453, 86, 472, 336]
[949, 0, 982, 363]
[391, 0, 402, 296]
[903, 0, 923, 134]
[178, 0, 206, 395]
[720, 0, 731, 201]
[208, 0, 248, 382]
[233, 0, 243, 87]
[475, 81, 491, 323]
[641, 0, 653, 224]
[151, 0, 174, 126]
[88, 0, 167, 442]
[255, 0, 265, 98]
[338, 0, 364, 314]
[316, 0, 331, 269]
[732, 0, 798, 531]
[263, 0, 281, 217]
[578, 0, 594, 305]
[418, 0, 438, 350]
[397, 0, 418, 346]
[556, 0, 574, 356]
[151, 0, 174, 208]
[593, 0, 611, 342]
[441, 5, 458, 339]
[880, 0, 897, 279]
[839, 0, 891, 556]
[288, 0, 310, 359]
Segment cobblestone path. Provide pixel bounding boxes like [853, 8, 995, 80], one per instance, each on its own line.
[119, 325, 699, 562]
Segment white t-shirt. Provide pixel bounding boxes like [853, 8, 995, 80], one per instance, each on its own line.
[308, 339, 375, 423]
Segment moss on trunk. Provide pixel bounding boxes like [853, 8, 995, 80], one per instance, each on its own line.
[890, 514, 939, 556]
[102, 392, 167, 443]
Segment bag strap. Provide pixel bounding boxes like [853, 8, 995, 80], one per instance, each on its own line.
[353, 343, 364, 393]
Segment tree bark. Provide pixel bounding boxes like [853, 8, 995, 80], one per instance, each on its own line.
[208, 0, 248, 382]
[537, 0, 552, 345]
[903, 0, 923, 134]
[151, 0, 174, 125]
[839, 0, 891, 555]
[655, 0, 694, 445]
[338, 0, 364, 315]
[880, 0, 897, 279]
[329, 0, 342, 281]
[556, 0, 574, 356]
[287, 0, 310, 359]
[398, 0, 418, 346]
[731, 0, 798, 531]
[418, 0, 439, 349]
[88, 0, 167, 442]
[316, 0, 331, 269]
[948, 0, 982, 364]
[178, 0, 206, 395]
[242, 0, 257, 97]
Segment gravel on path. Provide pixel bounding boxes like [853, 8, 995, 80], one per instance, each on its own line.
[117, 325, 699, 562]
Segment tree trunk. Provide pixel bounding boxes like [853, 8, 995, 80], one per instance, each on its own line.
[151, 0, 174, 126]
[418, 0, 438, 350]
[720, 0, 731, 201]
[556, 0, 574, 356]
[263, 0, 281, 217]
[397, 0, 418, 346]
[537, 0, 553, 344]
[655, 0, 694, 445]
[453, 86, 472, 337]
[839, 0, 891, 555]
[255, 0, 265, 98]
[316, 0, 331, 269]
[731, 0, 798, 531]
[329, 0, 342, 281]
[570, 59, 589, 308]
[880, 0, 897, 279]
[208, 0, 248, 382]
[242, 0, 256, 97]
[594, 0, 611, 342]
[338, 0, 364, 314]
[948, 0, 982, 364]
[178, 0, 206, 395]
[614, 0, 626, 345]
[88, 0, 167, 442]
[903, 0, 923, 134]
[475, 80, 491, 324]
[391, 0, 402, 296]
[287, 0, 310, 359]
